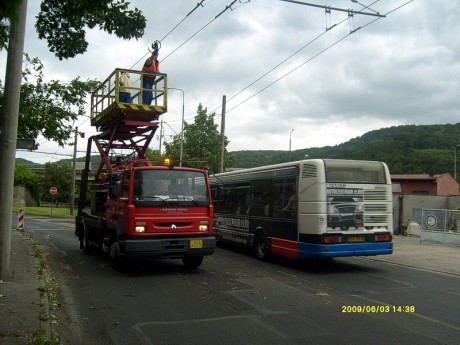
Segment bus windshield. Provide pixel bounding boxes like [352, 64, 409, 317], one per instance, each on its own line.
[325, 160, 387, 184]
[132, 169, 209, 206]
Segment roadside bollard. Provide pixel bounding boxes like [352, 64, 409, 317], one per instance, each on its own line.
[17, 208, 25, 231]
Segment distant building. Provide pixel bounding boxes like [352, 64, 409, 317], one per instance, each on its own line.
[391, 173, 459, 196]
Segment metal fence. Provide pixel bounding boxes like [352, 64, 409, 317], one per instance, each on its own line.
[421, 208, 460, 246]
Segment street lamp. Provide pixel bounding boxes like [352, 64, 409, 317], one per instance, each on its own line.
[289, 129, 294, 161]
[455, 144, 460, 181]
[168, 88, 185, 167]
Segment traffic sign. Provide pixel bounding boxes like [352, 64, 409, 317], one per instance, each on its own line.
[16, 138, 39, 150]
[49, 187, 58, 195]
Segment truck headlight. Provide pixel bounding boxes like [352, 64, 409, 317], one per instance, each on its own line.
[135, 225, 146, 233]
[198, 223, 208, 232]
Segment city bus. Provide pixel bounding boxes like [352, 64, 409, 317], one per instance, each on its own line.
[209, 159, 393, 260]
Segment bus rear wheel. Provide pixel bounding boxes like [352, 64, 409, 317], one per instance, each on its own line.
[254, 231, 269, 260]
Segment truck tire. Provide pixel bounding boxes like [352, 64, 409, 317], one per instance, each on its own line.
[254, 230, 270, 260]
[182, 256, 203, 269]
[82, 224, 94, 254]
[109, 238, 126, 271]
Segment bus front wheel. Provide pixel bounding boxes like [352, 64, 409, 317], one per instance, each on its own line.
[254, 231, 269, 260]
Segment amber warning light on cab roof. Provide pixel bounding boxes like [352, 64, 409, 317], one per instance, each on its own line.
[163, 158, 172, 167]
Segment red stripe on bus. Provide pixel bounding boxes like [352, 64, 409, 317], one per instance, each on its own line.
[270, 238, 299, 259]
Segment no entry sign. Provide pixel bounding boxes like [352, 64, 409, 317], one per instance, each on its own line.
[49, 186, 58, 195]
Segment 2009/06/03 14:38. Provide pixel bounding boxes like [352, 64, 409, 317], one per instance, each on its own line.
[342, 305, 415, 313]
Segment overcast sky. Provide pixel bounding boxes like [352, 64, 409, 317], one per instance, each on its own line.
[4, 0, 460, 164]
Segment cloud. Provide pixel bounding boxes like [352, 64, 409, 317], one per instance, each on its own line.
[7, 0, 460, 164]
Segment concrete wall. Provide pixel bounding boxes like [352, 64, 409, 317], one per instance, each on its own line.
[13, 185, 39, 207]
[393, 194, 450, 234]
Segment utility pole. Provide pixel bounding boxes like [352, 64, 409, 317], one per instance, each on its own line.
[70, 127, 78, 216]
[0, 0, 28, 280]
[219, 95, 226, 173]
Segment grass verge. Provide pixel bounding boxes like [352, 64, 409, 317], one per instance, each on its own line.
[22, 232, 61, 345]
[12, 206, 73, 218]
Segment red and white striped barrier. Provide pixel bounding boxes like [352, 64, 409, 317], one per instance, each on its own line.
[17, 208, 25, 231]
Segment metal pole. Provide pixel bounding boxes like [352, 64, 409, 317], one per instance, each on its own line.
[158, 118, 163, 154]
[455, 145, 458, 181]
[289, 129, 294, 161]
[219, 95, 226, 173]
[70, 127, 78, 216]
[0, 0, 28, 280]
[168, 88, 184, 166]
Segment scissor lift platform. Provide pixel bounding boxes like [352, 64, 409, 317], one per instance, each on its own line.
[90, 68, 168, 129]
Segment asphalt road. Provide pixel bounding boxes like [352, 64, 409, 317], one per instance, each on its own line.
[25, 216, 460, 345]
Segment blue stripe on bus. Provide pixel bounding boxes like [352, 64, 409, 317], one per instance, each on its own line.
[297, 241, 393, 259]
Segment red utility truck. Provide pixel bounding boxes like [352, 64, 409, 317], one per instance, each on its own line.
[75, 68, 215, 270]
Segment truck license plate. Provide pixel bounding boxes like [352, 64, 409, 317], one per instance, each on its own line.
[190, 240, 203, 249]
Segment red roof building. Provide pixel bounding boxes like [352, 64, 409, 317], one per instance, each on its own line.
[391, 173, 459, 196]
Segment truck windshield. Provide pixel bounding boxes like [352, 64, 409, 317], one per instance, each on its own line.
[132, 169, 209, 206]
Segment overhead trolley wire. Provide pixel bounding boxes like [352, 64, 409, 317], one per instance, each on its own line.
[129, 0, 208, 69]
[220, 0, 413, 115]
[160, 0, 207, 43]
[210, 0, 381, 114]
[161, 0, 242, 62]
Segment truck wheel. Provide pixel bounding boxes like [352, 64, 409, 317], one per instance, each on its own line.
[254, 231, 269, 260]
[110, 239, 126, 271]
[82, 225, 94, 254]
[182, 256, 203, 269]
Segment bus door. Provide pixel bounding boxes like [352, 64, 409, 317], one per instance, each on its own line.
[271, 177, 298, 241]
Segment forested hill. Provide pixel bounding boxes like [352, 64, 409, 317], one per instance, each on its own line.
[230, 124, 460, 175]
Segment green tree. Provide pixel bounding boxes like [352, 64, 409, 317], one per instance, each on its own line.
[0, 54, 99, 146]
[41, 163, 73, 203]
[145, 148, 163, 162]
[164, 104, 234, 174]
[1, 0, 146, 60]
[14, 163, 42, 203]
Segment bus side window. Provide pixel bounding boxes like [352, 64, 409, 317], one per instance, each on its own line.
[220, 188, 234, 214]
[273, 178, 296, 219]
[252, 179, 271, 217]
[234, 184, 250, 215]
[211, 186, 221, 211]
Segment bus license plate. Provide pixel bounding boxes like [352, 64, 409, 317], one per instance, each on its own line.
[348, 236, 365, 242]
[190, 240, 203, 249]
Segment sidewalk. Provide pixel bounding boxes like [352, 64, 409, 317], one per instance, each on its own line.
[370, 234, 460, 276]
[0, 229, 50, 344]
[0, 230, 459, 344]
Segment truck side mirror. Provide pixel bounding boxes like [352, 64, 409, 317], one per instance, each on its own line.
[109, 174, 122, 199]
[109, 180, 120, 199]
